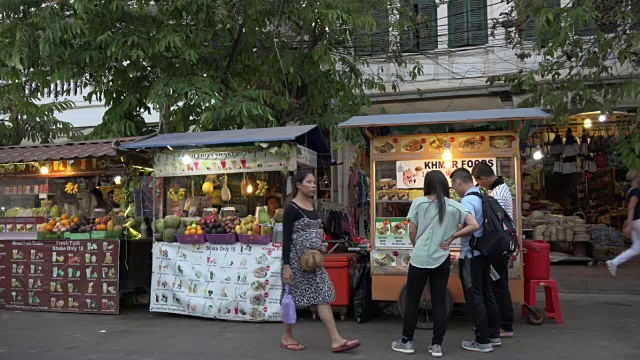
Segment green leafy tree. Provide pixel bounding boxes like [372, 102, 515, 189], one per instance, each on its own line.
[488, 0, 640, 167]
[1, 0, 425, 146]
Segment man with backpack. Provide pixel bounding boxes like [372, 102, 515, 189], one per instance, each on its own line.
[472, 163, 515, 338]
[450, 168, 500, 353]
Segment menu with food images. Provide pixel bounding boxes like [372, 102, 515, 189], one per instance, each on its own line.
[396, 158, 496, 189]
[0, 239, 120, 314]
[375, 218, 412, 249]
[150, 242, 283, 322]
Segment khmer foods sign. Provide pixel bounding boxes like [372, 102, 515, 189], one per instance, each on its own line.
[396, 158, 496, 189]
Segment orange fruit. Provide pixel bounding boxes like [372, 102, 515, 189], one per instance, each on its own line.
[46, 225, 54, 232]
[61, 214, 69, 220]
[197, 225, 202, 231]
[48, 220, 56, 226]
[197, 230, 204, 235]
[95, 218, 102, 225]
[73, 218, 79, 224]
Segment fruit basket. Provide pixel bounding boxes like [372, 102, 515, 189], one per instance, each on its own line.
[205, 233, 237, 244]
[176, 234, 206, 244]
[237, 234, 272, 245]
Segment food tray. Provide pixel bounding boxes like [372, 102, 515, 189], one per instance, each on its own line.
[205, 233, 237, 244]
[176, 234, 206, 244]
[238, 234, 272, 245]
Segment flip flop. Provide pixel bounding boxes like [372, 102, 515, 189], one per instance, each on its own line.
[331, 339, 361, 353]
[280, 342, 305, 351]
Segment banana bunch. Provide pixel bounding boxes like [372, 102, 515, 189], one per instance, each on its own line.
[255, 180, 268, 196]
[168, 188, 186, 201]
[65, 182, 79, 194]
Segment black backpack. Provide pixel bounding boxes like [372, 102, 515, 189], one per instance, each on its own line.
[465, 190, 518, 257]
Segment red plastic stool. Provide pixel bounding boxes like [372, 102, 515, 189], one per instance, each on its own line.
[521, 279, 564, 324]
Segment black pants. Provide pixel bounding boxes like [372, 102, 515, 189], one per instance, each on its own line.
[459, 256, 500, 344]
[402, 258, 451, 345]
[491, 255, 514, 332]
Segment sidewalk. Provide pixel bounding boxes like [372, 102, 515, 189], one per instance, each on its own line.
[551, 258, 640, 295]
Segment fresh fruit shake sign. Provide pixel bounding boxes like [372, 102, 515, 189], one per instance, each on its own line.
[396, 158, 496, 189]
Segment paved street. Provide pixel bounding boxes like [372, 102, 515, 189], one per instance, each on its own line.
[1, 292, 639, 360]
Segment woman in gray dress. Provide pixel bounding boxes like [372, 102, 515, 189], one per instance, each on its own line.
[280, 171, 360, 353]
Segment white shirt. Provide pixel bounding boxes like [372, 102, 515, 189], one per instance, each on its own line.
[490, 182, 514, 221]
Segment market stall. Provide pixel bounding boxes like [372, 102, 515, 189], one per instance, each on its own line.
[121, 125, 331, 322]
[520, 111, 636, 265]
[0, 138, 153, 314]
[338, 108, 551, 326]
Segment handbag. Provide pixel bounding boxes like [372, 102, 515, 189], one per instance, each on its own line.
[281, 285, 297, 324]
[301, 250, 324, 271]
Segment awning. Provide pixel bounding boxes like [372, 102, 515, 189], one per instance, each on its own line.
[121, 125, 330, 154]
[360, 96, 505, 115]
[338, 108, 551, 128]
[0, 137, 143, 164]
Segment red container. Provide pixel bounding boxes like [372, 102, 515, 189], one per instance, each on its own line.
[523, 240, 551, 280]
[176, 234, 206, 244]
[323, 253, 357, 307]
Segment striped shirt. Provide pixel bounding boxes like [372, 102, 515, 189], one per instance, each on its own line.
[490, 182, 514, 221]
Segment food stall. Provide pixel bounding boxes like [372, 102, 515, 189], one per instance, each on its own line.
[121, 125, 330, 322]
[0, 137, 151, 314]
[338, 108, 551, 327]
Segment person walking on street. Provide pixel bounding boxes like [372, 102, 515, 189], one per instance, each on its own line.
[472, 163, 515, 338]
[450, 168, 501, 353]
[607, 170, 640, 276]
[392, 170, 479, 358]
[280, 171, 360, 353]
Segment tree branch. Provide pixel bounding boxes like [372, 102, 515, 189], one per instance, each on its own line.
[224, 20, 245, 89]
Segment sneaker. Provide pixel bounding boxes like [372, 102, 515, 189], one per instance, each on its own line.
[391, 338, 415, 354]
[500, 329, 514, 338]
[606, 260, 617, 277]
[428, 344, 443, 358]
[490, 338, 501, 347]
[461, 340, 493, 353]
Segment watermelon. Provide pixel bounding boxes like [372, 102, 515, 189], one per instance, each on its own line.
[164, 215, 182, 229]
[154, 219, 165, 233]
[163, 228, 177, 243]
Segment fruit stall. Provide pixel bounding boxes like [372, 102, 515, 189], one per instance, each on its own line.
[120, 125, 330, 321]
[0, 138, 152, 314]
[338, 108, 551, 327]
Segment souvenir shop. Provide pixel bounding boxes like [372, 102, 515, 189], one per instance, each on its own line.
[521, 111, 637, 265]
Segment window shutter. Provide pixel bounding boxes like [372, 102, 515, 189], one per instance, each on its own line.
[633, 1, 640, 31]
[371, 7, 390, 55]
[448, 0, 467, 48]
[574, 0, 595, 37]
[399, 4, 417, 51]
[417, 0, 438, 50]
[523, 0, 560, 42]
[466, 0, 488, 46]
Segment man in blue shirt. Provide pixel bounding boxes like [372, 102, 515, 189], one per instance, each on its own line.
[451, 168, 500, 353]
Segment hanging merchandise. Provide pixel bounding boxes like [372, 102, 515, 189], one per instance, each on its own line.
[221, 174, 231, 202]
[580, 131, 589, 156]
[588, 130, 597, 153]
[286, 176, 292, 195]
[549, 127, 564, 155]
[583, 154, 597, 173]
[240, 173, 252, 196]
[553, 155, 563, 174]
[561, 128, 581, 174]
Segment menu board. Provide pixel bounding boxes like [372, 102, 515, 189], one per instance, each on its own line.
[374, 218, 412, 249]
[396, 158, 496, 189]
[150, 242, 283, 322]
[0, 217, 45, 234]
[0, 239, 120, 314]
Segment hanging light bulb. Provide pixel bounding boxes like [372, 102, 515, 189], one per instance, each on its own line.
[181, 153, 193, 165]
[598, 114, 607, 122]
[246, 183, 254, 194]
[584, 119, 592, 128]
[114, 176, 122, 185]
[442, 142, 453, 161]
[40, 165, 49, 175]
[533, 145, 543, 160]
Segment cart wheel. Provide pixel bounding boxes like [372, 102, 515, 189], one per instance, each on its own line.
[398, 284, 453, 330]
[526, 307, 546, 325]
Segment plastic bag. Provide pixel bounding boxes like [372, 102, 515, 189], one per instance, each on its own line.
[281, 285, 297, 324]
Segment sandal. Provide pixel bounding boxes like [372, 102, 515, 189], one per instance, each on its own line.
[331, 339, 361, 353]
[280, 342, 305, 351]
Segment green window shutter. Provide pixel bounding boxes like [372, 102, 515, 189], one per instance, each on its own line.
[448, 0, 467, 48]
[466, 0, 488, 46]
[523, 0, 560, 42]
[633, 1, 640, 31]
[417, 0, 438, 50]
[371, 7, 390, 55]
[399, 4, 417, 51]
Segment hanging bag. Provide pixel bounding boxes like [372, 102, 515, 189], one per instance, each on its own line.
[549, 128, 564, 155]
[281, 285, 297, 324]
